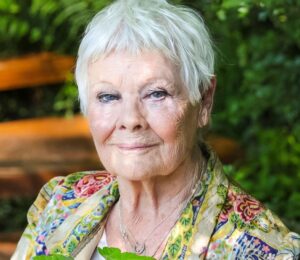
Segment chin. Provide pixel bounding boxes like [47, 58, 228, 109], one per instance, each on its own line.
[107, 162, 167, 181]
[118, 165, 157, 181]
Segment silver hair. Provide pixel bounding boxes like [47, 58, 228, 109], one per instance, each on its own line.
[75, 0, 214, 114]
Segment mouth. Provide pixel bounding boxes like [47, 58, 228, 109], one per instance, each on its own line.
[116, 143, 158, 151]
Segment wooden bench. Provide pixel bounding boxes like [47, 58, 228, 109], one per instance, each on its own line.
[0, 53, 101, 259]
[0, 53, 101, 198]
[0, 52, 242, 258]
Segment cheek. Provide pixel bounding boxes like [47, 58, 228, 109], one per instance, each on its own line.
[87, 104, 117, 145]
[146, 101, 194, 145]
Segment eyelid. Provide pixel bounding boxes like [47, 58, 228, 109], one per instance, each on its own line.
[144, 81, 175, 93]
[96, 90, 120, 97]
[144, 89, 170, 100]
[97, 92, 120, 103]
[146, 86, 168, 93]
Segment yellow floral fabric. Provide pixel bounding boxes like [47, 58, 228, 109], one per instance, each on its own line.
[13, 150, 300, 259]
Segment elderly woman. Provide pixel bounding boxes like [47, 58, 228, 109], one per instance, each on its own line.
[13, 0, 299, 259]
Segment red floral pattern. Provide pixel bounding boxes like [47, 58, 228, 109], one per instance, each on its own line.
[219, 189, 263, 223]
[219, 189, 236, 222]
[234, 194, 263, 222]
[219, 202, 233, 222]
[74, 172, 115, 198]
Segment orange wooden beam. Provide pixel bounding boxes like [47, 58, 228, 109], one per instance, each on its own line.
[0, 52, 75, 91]
[0, 241, 16, 259]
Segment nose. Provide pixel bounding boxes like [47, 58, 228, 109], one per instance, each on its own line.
[117, 99, 148, 131]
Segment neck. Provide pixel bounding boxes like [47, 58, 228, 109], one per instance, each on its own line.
[105, 146, 207, 258]
[117, 146, 204, 218]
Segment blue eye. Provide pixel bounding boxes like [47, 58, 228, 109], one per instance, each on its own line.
[148, 90, 168, 100]
[97, 93, 120, 103]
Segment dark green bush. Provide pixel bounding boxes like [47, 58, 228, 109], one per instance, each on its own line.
[187, 0, 300, 232]
[0, 0, 111, 58]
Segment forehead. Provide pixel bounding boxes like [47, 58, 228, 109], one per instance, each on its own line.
[88, 50, 179, 85]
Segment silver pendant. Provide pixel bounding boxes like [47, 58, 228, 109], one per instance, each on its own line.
[134, 242, 146, 255]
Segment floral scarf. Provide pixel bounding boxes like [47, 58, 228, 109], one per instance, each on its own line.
[12, 150, 300, 259]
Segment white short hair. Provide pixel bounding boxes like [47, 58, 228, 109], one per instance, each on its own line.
[75, 0, 214, 114]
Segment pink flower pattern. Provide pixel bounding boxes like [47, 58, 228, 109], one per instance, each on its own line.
[234, 194, 263, 222]
[74, 172, 116, 198]
[254, 239, 260, 245]
[219, 202, 234, 222]
[263, 245, 270, 253]
[219, 189, 263, 223]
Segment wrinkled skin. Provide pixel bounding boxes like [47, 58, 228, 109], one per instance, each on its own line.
[87, 50, 215, 258]
[87, 50, 212, 181]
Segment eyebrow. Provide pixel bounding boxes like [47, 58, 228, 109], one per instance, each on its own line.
[90, 81, 115, 88]
[89, 77, 175, 95]
[142, 78, 174, 87]
[91, 77, 172, 87]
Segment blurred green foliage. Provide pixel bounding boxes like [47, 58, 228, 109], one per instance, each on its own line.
[0, 0, 111, 58]
[0, 0, 299, 233]
[187, 0, 300, 232]
[0, 197, 33, 231]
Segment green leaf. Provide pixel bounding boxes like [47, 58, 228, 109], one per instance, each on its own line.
[98, 247, 155, 260]
[180, 217, 190, 226]
[217, 184, 228, 199]
[183, 229, 192, 242]
[167, 237, 182, 257]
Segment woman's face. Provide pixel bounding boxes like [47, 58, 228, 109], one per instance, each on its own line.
[87, 50, 205, 180]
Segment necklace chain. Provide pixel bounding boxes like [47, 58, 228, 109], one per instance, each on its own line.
[119, 189, 192, 256]
[118, 159, 206, 257]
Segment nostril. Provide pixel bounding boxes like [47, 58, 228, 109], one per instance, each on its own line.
[133, 125, 142, 130]
[119, 123, 143, 131]
[117, 102, 147, 131]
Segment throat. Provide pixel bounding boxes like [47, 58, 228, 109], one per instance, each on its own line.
[115, 172, 203, 257]
[104, 154, 207, 257]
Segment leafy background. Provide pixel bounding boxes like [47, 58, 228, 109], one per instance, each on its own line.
[0, 0, 299, 233]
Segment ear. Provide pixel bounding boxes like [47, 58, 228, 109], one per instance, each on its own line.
[198, 76, 216, 128]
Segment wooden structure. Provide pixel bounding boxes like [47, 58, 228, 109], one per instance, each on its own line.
[0, 53, 100, 199]
[0, 52, 242, 258]
[0, 116, 100, 198]
[0, 52, 75, 91]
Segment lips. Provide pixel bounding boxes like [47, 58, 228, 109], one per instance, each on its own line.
[117, 143, 158, 150]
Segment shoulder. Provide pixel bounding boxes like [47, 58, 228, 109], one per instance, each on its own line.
[13, 171, 117, 258]
[208, 181, 300, 259]
[55, 170, 116, 198]
[27, 170, 116, 226]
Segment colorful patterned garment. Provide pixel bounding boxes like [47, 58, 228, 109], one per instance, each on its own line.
[12, 150, 300, 260]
